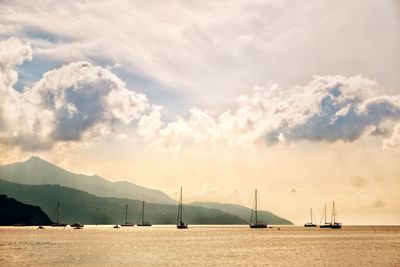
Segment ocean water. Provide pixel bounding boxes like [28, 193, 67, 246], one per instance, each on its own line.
[0, 225, 399, 266]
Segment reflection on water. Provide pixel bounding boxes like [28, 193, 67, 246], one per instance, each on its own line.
[0, 226, 399, 266]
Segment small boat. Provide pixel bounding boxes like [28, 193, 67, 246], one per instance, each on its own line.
[330, 202, 342, 229]
[304, 208, 317, 227]
[70, 222, 84, 229]
[121, 204, 134, 227]
[137, 200, 152, 227]
[319, 202, 342, 229]
[249, 189, 267, 228]
[113, 225, 120, 229]
[38, 226, 45, 229]
[176, 187, 188, 229]
[319, 204, 332, 228]
[51, 201, 67, 227]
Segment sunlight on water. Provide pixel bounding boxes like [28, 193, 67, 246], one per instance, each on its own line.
[0, 226, 399, 266]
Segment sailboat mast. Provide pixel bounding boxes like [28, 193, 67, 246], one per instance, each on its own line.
[310, 208, 312, 224]
[180, 187, 183, 222]
[125, 204, 128, 225]
[142, 201, 145, 224]
[332, 201, 336, 224]
[324, 204, 327, 224]
[255, 189, 258, 224]
[57, 201, 60, 225]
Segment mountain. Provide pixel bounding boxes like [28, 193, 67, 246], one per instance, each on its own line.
[0, 194, 53, 226]
[0, 156, 175, 204]
[191, 202, 293, 225]
[0, 179, 246, 225]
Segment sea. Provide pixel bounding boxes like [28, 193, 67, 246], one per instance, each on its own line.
[0, 225, 399, 266]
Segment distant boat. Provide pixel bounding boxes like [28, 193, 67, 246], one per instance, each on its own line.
[319, 202, 342, 229]
[38, 226, 45, 229]
[249, 189, 267, 228]
[70, 222, 84, 229]
[113, 225, 120, 229]
[51, 201, 67, 227]
[137, 200, 152, 227]
[304, 208, 317, 227]
[319, 204, 331, 228]
[176, 187, 188, 229]
[121, 204, 134, 227]
[330, 201, 342, 229]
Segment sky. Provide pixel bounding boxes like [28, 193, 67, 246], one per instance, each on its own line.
[0, 0, 399, 225]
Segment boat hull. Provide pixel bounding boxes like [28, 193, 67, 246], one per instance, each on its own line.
[249, 224, 267, 228]
[137, 223, 152, 227]
[177, 222, 188, 229]
[304, 223, 317, 227]
[319, 224, 332, 228]
[320, 223, 342, 229]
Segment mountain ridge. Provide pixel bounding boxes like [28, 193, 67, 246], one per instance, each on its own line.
[0, 156, 176, 204]
[191, 201, 293, 225]
[0, 179, 247, 225]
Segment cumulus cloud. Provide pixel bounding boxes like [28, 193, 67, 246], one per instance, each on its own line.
[368, 198, 386, 209]
[1, 0, 399, 110]
[138, 75, 400, 149]
[383, 123, 400, 151]
[0, 38, 149, 151]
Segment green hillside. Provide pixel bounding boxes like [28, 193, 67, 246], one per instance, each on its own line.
[0, 194, 53, 226]
[0, 157, 175, 204]
[191, 202, 293, 225]
[0, 179, 246, 225]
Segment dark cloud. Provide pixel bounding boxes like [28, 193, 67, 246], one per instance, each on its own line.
[352, 176, 367, 188]
[368, 198, 386, 208]
[287, 186, 298, 193]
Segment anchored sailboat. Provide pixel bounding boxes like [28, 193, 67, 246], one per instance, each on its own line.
[319, 202, 342, 229]
[330, 201, 342, 229]
[51, 201, 67, 227]
[176, 187, 188, 229]
[249, 189, 267, 228]
[304, 208, 317, 227]
[319, 204, 331, 228]
[121, 204, 134, 227]
[137, 200, 152, 227]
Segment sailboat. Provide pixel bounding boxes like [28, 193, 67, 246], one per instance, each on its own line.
[51, 201, 67, 227]
[330, 201, 342, 229]
[319, 202, 342, 229]
[304, 208, 317, 227]
[121, 204, 134, 227]
[249, 189, 267, 228]
[176, 187, 188, 229]
[319, 204, 331, 228]
[137, 200, 152, 227]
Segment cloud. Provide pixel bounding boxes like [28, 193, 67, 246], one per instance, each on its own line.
[1, 0, 399, 109]
[351, 176, 367, 188]
[0, 38, 149, 151]
[368, 198, 386, 209]
[0, 37, 32, 89]
[139, 75, 400, 149]
[2, 38, 400, 153]
[383, 123, 400, 151]
[287, 186, 298, 193]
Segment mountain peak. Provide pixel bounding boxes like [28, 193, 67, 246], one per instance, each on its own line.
[28, 156, 42, 162]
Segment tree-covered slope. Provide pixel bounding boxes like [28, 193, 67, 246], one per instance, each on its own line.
[0, 194, 53, 226]
[0, 179, 246, 225]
